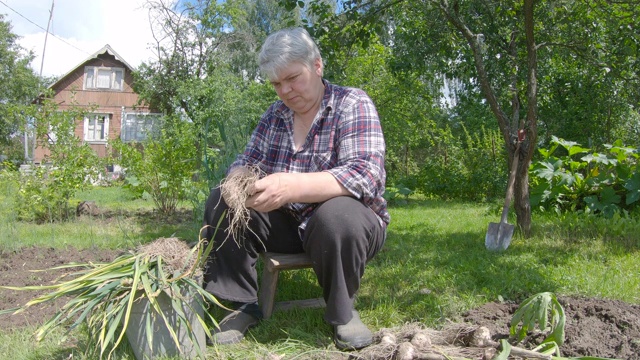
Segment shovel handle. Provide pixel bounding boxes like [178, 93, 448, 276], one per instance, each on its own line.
[500, 142, 520, 224]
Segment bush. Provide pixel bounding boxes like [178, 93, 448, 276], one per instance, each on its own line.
[415, 126, 505, 201]
[530, 136, 639, 217]
[0, 136, 26, 168]
[113, 115, 199, 216]
[13, 101, 103, 223]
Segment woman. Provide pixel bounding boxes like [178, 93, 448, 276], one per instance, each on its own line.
[202, 27, 389, 350]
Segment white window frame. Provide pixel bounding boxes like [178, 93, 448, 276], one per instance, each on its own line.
[83, 66, 124, 91]
[83, 113, 110, 143]
[47, 123, 58, 144]
[121, 112, 162, 142]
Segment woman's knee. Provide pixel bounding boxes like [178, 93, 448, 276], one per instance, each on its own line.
[306, 197, 372, 244]
[305, 196, 384, 259]
[315, 195, 363, 220]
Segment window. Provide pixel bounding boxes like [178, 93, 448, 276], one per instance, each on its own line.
[84, 114, 110, 142]
[121, 112, 162, 142]
[84, 66, 124, 91]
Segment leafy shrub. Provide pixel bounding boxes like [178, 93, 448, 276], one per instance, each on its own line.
[530, 136, 639, 217]
[383, 185, 414, 205]
[14, 100, 102, 223]
[17, 166, 81, 222]
[0, 169, 18, 224]
[0, 159, 18, 171]
[415, 126, 505, 201]
[113, 115, 199, 216]
[0, 137, 25, 168]
[417, 143, 468, 200]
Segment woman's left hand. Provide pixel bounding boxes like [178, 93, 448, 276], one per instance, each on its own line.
[246, 173, 289, 212]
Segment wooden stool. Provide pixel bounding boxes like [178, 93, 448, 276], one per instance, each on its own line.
[258, 252, 326, 319]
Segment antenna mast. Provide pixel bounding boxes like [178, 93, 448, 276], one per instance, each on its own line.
[39, 0, 54, 76]
[27, 0, 54, 164]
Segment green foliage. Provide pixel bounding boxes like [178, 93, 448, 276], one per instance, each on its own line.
[415, 126, 505, 201]
[131, 0, 640, 216]
[383, 185, 413, 205]
[135, 67, 271, 221]
[0, 136, 26, 167]
[493, 339, 512, 360]
[113, 116, 199, 216]
[134, 0, 275, 191]
[530, 136, 639, 217]
[0, 15, 42, 151]
[16, 166, 75, 223]
[508, 292, 618, 359]
[338, 38, 442, 187]
[536, 1, 640, 149]
[133, 0, 287, 195]
[415, 130, 467, 199]
[510, 292, 565, 347]
[226, 0, 300, 78]
[13, 100, 102, 223]
[0, 159, 18, 171]
[177, 69, 274, 187]
[291, 0, 640, 235]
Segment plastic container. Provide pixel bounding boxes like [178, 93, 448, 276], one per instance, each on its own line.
[126, 288, 206, 360]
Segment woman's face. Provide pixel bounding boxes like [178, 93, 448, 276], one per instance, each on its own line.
[270, 59, 324, 116]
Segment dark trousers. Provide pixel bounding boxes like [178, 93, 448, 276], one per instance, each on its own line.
[202, 188, 385, 325]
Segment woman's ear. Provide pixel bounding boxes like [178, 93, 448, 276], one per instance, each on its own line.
[315, 58, 324, 77]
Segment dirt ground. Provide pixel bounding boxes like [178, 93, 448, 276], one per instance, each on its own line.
[462, 297, 640, 359]
[0, 246, 123, 328]
[1, 247, 639, 359]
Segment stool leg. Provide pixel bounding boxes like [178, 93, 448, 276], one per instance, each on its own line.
[259, 267, 279, 319]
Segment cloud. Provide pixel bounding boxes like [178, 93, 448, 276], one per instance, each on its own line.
[2, 0, 158, 77]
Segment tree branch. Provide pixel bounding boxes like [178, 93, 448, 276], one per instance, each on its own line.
[434, 0, 511, 146]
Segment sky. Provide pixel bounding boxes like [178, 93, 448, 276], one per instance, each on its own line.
[0, 0, 164, 78]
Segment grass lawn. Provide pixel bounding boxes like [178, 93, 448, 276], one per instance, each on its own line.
[0, 184, 202, 251]
[1, 183, 638, 359]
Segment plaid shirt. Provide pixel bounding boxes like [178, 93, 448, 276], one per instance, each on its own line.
[230, 79, 389, 232]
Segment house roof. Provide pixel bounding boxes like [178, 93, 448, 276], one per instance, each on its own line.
[47, 44, 135, 89]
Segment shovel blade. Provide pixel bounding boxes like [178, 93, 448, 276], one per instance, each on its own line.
[485, 222, 515, 251]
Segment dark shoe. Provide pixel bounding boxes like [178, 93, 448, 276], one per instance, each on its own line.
[208, 304, 260, 345]
[333, 310, 373, 350]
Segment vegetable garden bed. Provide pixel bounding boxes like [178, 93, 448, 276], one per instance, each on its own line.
[2, 246, 638, 359]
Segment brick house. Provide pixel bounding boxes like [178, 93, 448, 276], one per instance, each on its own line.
[33, 44, 160, 164]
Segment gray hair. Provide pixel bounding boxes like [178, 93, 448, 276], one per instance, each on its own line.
[258, 27, 322, 80]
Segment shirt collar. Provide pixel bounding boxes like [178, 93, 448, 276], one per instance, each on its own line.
[320, 79, 334, 114]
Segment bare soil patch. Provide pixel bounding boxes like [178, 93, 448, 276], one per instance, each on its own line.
[462, 297, 640, 359]
[0, 246, 122, 329]
[2, 246, 639, 359]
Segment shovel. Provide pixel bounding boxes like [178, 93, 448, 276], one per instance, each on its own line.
[485, 140, 521, 251]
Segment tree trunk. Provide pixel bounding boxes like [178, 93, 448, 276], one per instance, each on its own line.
[438, 0, 538, 236]
[517, 0, 538, 237]
[514, 160, 532, 236]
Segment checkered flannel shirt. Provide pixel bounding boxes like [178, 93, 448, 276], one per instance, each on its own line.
[230, 79, 389, 232]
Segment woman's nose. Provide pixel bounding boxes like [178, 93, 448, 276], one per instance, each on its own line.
[280, 83, 292, 94]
